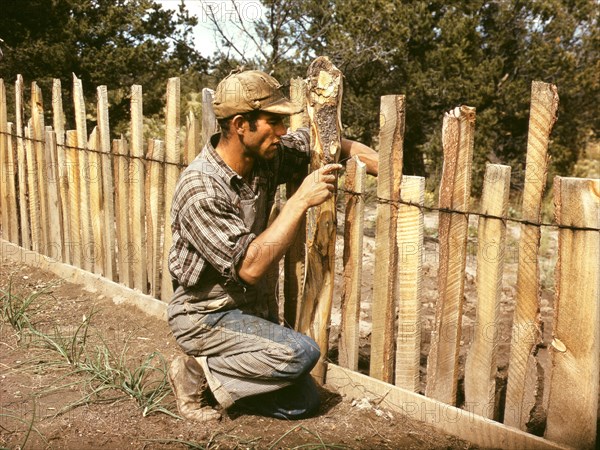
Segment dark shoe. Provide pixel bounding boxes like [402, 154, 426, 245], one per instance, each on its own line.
[168, 355, 221, 422]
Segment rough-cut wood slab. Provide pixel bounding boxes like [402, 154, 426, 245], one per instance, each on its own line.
[65, 131, 82, 268]
[426, 105, 475, 405]
[160, 77, 180, 302]
[53, 79, 70, 264]
[24, 125, 41, 254]
[201, 87, 218, 148]
[464, 164, 511, 419]
[145, 139, 165, 298]
[545, 177, 599, 450]
[5, 123, 19, 244]
[0, 79, 9, 241]
[298, 57, 343, 383]
[370, 94, 405, 383]
[130, 85, 147, 293]
[31, 84, 49, 253]
[505, 81, 558, 430]
[395, 175, 425, 392]
[88, 128, 105, 275]
[325, 363, 568, 450]
[73, 74, 93, 272]
[285, 76, 308, 328]
[184, 111, 200, 165]
[44, 129, 63, 262]
[97, 86, 116, 280]
[15, 76, 30, 249]
[113, 138, 131, 288]
[338, 156, 366, 371]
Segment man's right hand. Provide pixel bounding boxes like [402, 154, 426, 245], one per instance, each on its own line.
[293, 164, 343, 210]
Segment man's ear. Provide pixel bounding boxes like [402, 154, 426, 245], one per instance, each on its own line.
[231, 115, 246, 135]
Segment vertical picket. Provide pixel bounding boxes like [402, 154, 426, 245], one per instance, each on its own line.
[15, 76, 30, 249]
[44, 129, 63, 261]
[145, 139, 165, 298]
[25, 124, 42, 253]
[113, 137, 132, 287]
[65, 130, 82, 268]
[5, 123, 19, 244]
[88, 127, 104, 275]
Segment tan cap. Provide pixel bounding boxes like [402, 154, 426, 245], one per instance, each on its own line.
[212, 70, 302, 119]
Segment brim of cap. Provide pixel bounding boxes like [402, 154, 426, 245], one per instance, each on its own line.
[260, 97, 304, 116]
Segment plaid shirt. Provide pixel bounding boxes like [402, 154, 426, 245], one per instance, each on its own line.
[168, 129, 310, 298]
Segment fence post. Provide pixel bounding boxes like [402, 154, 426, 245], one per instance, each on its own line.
[0, 79, 9, 241]
[338, 156, 366, 371]
[15, 75, 30, 250]
[184, 111, 200, 165]
[44, 129, 63, 262]
[395, 175, 425, 392]
[32, 83, 50, 255]
[97, 85, 116, 280]
[53, 79, 71, 264]
[88, 127, 105, 275]
[25, 124, 42, 254]
[146, 139, 165, 298]
[545, 176, 599, 450]
[284, 76, 309, 328]
[160, 77, 180, 302]
[297, 57, 343, 383]
[201, 87, 218, 148]
[113, 137, 131, 287]
[73, 74, 93, 272]
[65, 130, 81, 268]
[130, 84, 147, 293]
[370, 94, 405, 383]
[426, 105, 475, 405]
[6, 122, 19, 244]
[464, 164, 511, 419]
[505, 81, 559, 430]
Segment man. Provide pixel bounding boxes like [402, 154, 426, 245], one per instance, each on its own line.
[167, 69, 378, 421]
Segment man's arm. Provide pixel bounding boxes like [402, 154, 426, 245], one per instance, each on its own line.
[341, 138, 378, 176]
[236, 164, 342, 285]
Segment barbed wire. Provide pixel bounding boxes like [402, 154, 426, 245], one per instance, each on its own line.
[1, 130, 598, 233]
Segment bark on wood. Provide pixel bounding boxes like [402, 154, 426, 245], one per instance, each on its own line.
[113, 138, 131, 287]
[15, 75, 30, 249]
[201, 88, 218, 148]
[297, 57, 343, 384]
[464, 164, 511, 419]
[73, 74, 93, 271]
[53, 79, 70, 264]
[338, 156, 366, 371]
[31, 83, 49, 254]
[44, 129, 63, 262]
[545, 177, 599, 450]
[97, 86, 116, 280]
[88, 128, 105, 275]
[146, 139, 165, 299]
[395, 175, 425, 392]
[370, 95, 405, 383]
[505, 82, 558, 430]
[285, 76, 308, 327]
[160, 77, 180, 301]
[65, 130, 81, 267]
[130, 84, 147, 293]
[426, 105, 475, 405]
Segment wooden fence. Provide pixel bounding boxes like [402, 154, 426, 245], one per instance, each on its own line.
[0, 60, 598, 449]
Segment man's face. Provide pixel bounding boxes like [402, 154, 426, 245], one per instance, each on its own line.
[240, 112, 287, 160]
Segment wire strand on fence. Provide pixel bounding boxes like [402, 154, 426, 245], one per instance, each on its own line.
[2, 130, 598, 233]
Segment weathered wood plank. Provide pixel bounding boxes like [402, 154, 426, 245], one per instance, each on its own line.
[338, 156, 366, 371]
[505, 81, 559, 430]
[88, 127, 104, 275]
[44, 129, 63, 261]
[97, 85, 116, 280]
[65, 130, 82, 268]
[184, 111, 200, 165]
[53, 79, 70, 264]
[5, 123, 19, 244]
[395, 175, 425, 392]
[130, 84, 147, 293]
[297, 57, 343, 383]
[325, 363, 568, 450]
[73, 74, 93, 271]
[284, 76, 308, 328]
[145, 139, 165, 298]
[113, 137, 132, 287]
[0, 79, 9, 241]
[160, 77, 180, 301]
[426, 105, 475, 405]
[201, 87, 218, 147]
[31, 83, 49, 254]
[15, 75, 30, 249]
[24, 124, 41, 254]
[545, 177, 599, 450]
[370, 94, 405, 383]
[464, 164, 511, 419]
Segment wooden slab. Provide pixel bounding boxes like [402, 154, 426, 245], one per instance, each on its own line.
[44, 129, 64, 262]
[113, 138, 131, 287]
[145, 139, 165, 298]
[65, 130, 82, 268]
[31, 83, 49, 254]
[201, 87, 218, 147]
[545, 177, 599, 450]
[15, 75, 30, 249]
[53, 79, 70, 264]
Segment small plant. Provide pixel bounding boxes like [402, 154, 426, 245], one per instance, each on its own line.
[0, 279, 52, 336]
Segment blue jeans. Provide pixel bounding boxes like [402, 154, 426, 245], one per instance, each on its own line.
[168, 307, 321, 419]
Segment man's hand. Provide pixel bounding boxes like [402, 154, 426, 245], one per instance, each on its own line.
[293, 164, 343, 210]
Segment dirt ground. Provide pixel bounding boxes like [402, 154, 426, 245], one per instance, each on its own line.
[0, 208, 562, 449]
